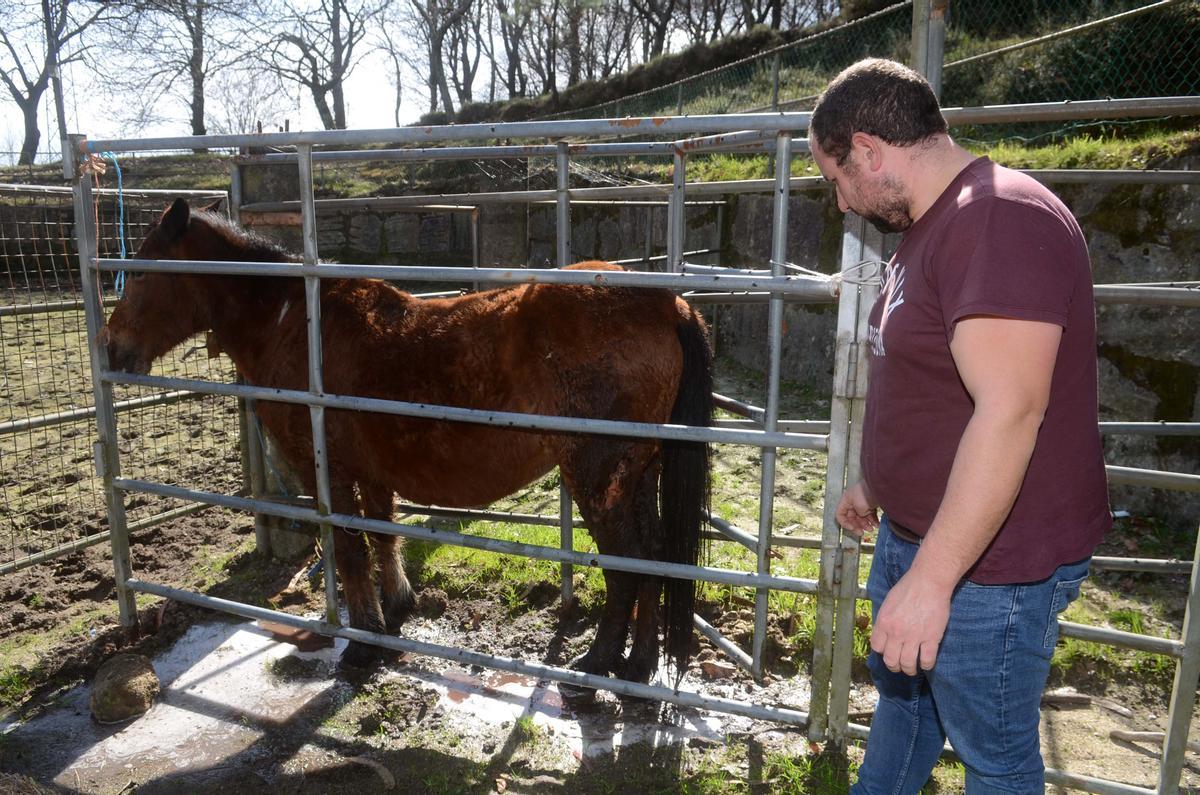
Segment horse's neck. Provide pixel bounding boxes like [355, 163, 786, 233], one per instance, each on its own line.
[206, 274, 300, 384]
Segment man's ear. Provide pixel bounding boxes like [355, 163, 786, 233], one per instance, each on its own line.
[850, 131, 885, 173]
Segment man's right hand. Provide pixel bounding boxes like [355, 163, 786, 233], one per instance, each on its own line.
[836, 480, 880, 538]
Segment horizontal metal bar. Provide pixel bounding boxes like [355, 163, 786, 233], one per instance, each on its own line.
[713, 392, 766, 423]
[1106, 465, 1200, 492]
[0, 389, 198, 437]
[706, 513, 759, 552]
[714, 418, 833, 434]
[693, 613, 755, 673]
[237, 175, 832, 214]
[125, 576, 811, 726]
[395, 503, 584, 529]
[683, 290, 838, 305]
[1094, 285, 1200, 306]
[1059, 620, 1183, 658]
[611, 248, 718, 267]
[1091, 556, 1192, 575]
[103, 371, 829, 451]
[675, 129, 776, 154]
[0, 297, 118, 318]
[83, 113, 813, 154]
[1099, 422, 1200, 437]
[1032, 170, 1200, 186]
[236, 142, 679, 163]
[95, 257, 838, 299]
[113, 478, 822, 594]
[0, 530, 111, 577]
[0, 182, 225, 199]
[0, 499, 214, 577]
[942, 96, 1200, 125]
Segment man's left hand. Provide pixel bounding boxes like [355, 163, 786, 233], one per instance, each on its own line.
[870, 571, 952, 675]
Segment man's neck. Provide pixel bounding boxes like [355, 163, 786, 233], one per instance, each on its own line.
[906, 139, 979, 224]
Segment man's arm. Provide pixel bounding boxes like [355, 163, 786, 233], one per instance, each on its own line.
[869, 315, 1063, 675]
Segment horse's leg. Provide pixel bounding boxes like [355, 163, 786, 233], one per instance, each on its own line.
[560, 442, 658, 695]
[359, 484, 415, 633]
[621, 463, 666, 685]
[328, 484, 389, 669]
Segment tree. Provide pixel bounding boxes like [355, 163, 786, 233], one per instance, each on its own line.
[445, 0, 483, 106]
[260, 0, 383, 130]
[0, 0, 109, 164]
[206, 67, 291, 134]
[630, 0, 676, 59]
[407, 0, 473, 115]
[493, 0, 529, 99]
[93, 0, 260, 148]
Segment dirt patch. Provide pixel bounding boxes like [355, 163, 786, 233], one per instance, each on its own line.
[1, 351, 1198, 792]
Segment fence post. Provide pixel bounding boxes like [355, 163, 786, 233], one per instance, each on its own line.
[1158, 525, 1200, 793]
[71, 135, 138, 627]
[668, 148, 686, 273]
[751, 131, 794, 680]
[296, 144, 340, 627]
[911, 0, 949, 98]
[811, 214, 884, 743]
[555, 141, 575, 606]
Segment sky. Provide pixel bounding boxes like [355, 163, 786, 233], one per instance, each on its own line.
[0, 44, 425, 165]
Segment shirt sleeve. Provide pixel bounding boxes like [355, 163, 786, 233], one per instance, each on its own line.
[928, 197, 1080, 339]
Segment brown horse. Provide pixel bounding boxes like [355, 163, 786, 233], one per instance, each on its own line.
[100, 198, 712, 688]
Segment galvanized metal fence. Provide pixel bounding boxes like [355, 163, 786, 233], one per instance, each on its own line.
[70, 80, 1200, 791]
[0, 183, 239, 576]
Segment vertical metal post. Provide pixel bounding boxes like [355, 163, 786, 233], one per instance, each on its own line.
[643, 206, 654, 270]
[228, 160, 269, 554]
[751, 131, 792, 680]
[770, 54, 782, 111]
[668, 148, 686, 273]
[296, 144, 339, 626]
[72, 135, 136, 626]
[555, 141, 574, 605]
[471, 207, 480, 268]
[1158, 525, 1200, 793]
[911, 0, 948, 99]
[229, 162, 243, 226]
[676, 83, 685, 116]
[810, 214, 884, 741]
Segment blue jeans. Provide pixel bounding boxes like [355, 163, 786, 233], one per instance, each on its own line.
[851, 516, 1090, 795]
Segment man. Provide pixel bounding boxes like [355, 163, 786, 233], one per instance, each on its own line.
[813, 59, 1111, 793]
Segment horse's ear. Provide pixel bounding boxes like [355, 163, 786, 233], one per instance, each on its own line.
[160, 198, 190, 241]
[199, 197, 223, 214]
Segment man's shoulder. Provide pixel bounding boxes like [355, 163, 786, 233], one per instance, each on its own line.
[955, 159, 1072, 222]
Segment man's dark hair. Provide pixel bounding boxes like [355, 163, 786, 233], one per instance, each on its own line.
[810, 58, 948, 165]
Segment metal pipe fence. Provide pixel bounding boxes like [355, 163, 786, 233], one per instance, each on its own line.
[66, 90, 1200, 795]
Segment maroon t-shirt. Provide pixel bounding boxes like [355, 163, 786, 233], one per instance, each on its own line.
[861, 156, 1111, 584]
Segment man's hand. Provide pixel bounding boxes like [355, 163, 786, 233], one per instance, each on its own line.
[836, 480, 880, 539]
[870, 569, 952, 674]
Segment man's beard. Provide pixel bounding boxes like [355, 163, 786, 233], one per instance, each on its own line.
[863, 175, 913, 234]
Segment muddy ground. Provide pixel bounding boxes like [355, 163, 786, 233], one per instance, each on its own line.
[1, 331, 1198, 792]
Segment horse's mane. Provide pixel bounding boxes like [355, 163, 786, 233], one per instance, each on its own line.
[195, 208, 299, 264]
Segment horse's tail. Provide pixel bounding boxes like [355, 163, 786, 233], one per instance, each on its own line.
[661, 306, 713, 682]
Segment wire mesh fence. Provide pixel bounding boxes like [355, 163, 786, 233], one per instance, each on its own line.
[550, 0, 1198, 146]
[0, 183, 241, 573]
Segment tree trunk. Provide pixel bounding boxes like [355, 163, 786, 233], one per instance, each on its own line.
[18, 97, 42, 166]
[190, 1, 208, 150]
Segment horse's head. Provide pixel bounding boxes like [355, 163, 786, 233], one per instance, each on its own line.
[100, 198, 223, 374]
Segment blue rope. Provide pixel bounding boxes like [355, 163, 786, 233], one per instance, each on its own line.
[100, 151, 127, 297]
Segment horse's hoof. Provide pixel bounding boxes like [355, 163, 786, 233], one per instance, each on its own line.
[383, 590, 416, 634]
[618, 656, 658, 686]
[339, 641, 386, 670]
[557, 680, 599, 707]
